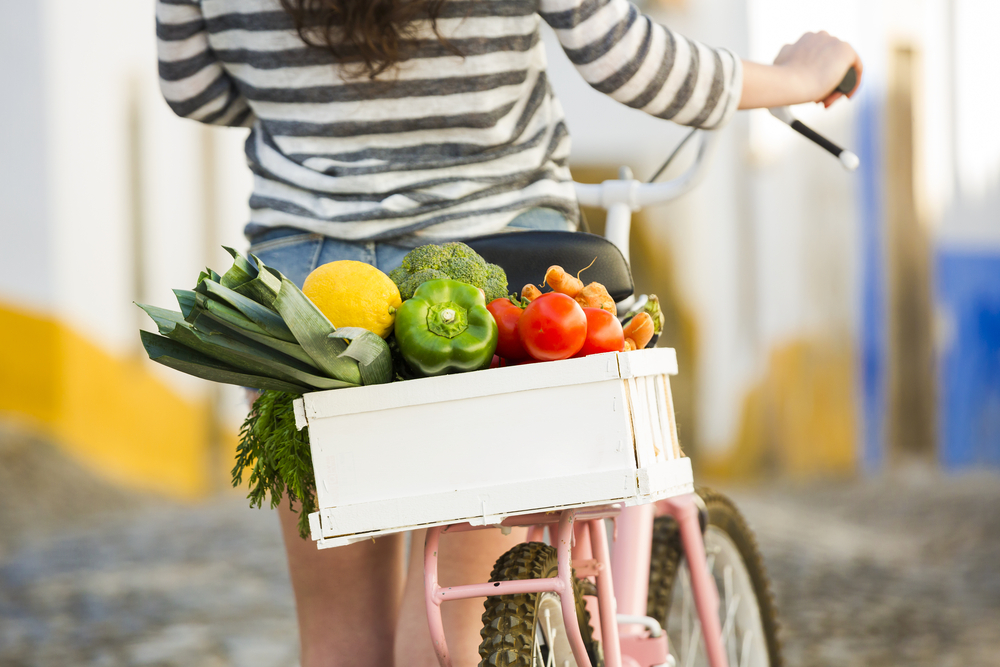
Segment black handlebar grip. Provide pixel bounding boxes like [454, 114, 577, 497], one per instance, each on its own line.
[835, 67, 858, 96]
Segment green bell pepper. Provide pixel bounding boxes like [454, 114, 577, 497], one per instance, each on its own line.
[395, 279, 498, 376]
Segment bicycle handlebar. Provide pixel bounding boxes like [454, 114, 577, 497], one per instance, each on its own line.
[768, 67, 861, 171]
[575, 65, 860, 213]
[574, 130, 719, 211]
[573, 66, 859, 270]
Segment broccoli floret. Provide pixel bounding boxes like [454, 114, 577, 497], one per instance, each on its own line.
[441, 256, 488, 291]
[482, 263, 509, 303]
[396, 244, 450, 273]
[391, 242, 508, 302]
[391, 268, 450, 300]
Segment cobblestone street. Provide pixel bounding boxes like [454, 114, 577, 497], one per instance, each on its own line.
[1, 430, 998, 666]
[729, 476, 1000, 667]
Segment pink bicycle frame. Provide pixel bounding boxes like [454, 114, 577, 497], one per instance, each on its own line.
[422, 493, 729, 667]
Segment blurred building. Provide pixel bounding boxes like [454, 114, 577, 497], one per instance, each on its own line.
[1, 0, 997, 498]
[0, 2, 252, 497]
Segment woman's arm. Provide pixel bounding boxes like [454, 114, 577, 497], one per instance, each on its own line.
[538, 0, 743, 130]
[738, 31, 863, 110]
[156, 0, 255, 127]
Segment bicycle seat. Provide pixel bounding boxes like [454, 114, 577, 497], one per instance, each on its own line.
[466, 231, 634, 302]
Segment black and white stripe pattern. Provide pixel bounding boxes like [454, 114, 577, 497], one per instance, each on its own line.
[157, 0, 742, 241]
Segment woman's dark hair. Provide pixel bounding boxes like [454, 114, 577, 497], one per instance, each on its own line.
[280, 0, 452, 78]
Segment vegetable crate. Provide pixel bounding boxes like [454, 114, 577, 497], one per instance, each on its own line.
[293, 348, 692, 548]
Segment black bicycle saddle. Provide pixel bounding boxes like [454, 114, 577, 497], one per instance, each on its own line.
[466, 231, 634, 301]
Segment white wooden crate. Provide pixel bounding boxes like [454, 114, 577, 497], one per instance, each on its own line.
[294, 348, 693, 549]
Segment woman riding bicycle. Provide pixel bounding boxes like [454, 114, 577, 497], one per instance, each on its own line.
[156, 0, 861, 664]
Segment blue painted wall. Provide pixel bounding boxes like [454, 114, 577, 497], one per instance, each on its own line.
[857, 96, 887, 473]
[936, 249, 1000, 469]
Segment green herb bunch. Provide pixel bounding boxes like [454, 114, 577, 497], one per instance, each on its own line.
[233, 390, 316, 538]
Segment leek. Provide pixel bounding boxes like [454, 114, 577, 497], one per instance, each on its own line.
[140, 331, 310, 394]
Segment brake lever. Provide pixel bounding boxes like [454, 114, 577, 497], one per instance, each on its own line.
[768, 67, 860, 171]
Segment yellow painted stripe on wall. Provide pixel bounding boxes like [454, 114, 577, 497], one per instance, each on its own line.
[0, 303, 233, 498]
[0, 304, 61, 425]
[702, 338, 857, 479]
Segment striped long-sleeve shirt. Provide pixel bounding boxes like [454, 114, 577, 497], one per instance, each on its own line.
[156, 0, 743, 241]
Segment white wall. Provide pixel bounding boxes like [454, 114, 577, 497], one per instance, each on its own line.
[0, 2, 53, 312]
[1, 0, 252, 409]
[938, 0, 1000, 250]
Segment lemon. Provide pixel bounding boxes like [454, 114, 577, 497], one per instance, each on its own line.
[302, 261, 402, 338]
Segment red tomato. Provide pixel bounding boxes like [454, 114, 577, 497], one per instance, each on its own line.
[487, 298, 529, 361]
[517, 293, 587, 361]
[577, 308, 625, 357]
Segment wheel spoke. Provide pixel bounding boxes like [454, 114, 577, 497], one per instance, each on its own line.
[533, 624, 545, 667]
[722, 563, 735, 665]
[723, 565, 733, 614]
[722, 593, 741, 667]
[683, 614, 702, 667]
[720, 593, 740, 645]
[545, 608, 556, 667]
[739, 630, 754, 667]
[653, 494, 778, 667]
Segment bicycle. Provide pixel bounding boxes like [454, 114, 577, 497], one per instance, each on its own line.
[295, 73, 859, 667]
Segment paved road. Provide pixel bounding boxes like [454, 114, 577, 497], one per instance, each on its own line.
[730, 474, 1000, 667]
[1, 432, 998, 666]
[0, 496, 297, 667]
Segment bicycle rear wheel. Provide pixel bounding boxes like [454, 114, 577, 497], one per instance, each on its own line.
[647, 489, 782, 667]
[479, 542, 603, 667]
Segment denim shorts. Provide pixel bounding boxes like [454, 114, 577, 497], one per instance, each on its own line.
[247, 208, 573, 288]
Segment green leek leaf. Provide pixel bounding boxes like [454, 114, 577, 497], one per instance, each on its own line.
[173, 290, 198, 319]
[230, 327, 321, 371]
[136, 303, 187, 327]
[238, 254, 284, 308]
[140, 330, 310, 394]
[233, 253, 283, 307]
[171, 324, 355, 391]
[190, 292, 271, 337]
[327, 327, 370, 339]
[197, 279, 297, 343]
[137, 303, 355, 390]
[265, 267, 362, 386]
[221, 246, 258, 289]
[331, 329, 393, 385]
[198, 268, 223, 285]
[187, 301, 320, 370]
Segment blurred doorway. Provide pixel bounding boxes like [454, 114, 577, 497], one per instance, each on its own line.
[885, 45, 937, 467]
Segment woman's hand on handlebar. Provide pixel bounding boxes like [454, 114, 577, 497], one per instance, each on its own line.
[738, 31, 862, 110]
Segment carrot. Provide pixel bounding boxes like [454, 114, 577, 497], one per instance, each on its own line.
[622, 338, 637, 352]
[544, 265, 583, 297]
[521, 284, 543, 302]
[623, 312, 654, 350]
[575, 282, 616, 316]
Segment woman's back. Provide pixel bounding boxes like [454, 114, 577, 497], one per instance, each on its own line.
[157, 0, 740, 242]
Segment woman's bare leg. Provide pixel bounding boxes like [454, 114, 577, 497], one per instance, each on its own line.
[279, 503, 405, 667]
[395, 527, 527, 667]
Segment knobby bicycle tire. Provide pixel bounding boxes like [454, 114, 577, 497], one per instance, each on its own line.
[479, 542, 604, 667]
[647, 488, 783, 667]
